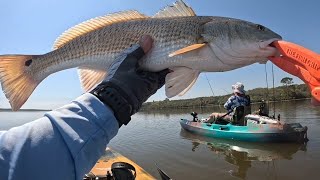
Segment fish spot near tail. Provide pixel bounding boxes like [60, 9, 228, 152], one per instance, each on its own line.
[24, 59, 33, 66]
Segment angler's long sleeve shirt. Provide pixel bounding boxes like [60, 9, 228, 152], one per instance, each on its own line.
[0, 93, 119, 180]
[224, 95, 249, 112]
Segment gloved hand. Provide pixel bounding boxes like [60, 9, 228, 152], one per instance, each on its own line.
[90, 35, 169, 127]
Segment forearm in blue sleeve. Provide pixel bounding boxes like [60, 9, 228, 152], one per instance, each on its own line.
[224, 96, 235, 111]
[224, 99, 231, 110]
[0, 93, 119, 180]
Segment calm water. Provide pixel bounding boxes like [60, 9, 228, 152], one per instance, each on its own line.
[1, 100, 320, 180]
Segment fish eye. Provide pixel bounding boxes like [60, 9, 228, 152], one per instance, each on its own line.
[25, 59, 32, 66]
[256, 24, 265, 31]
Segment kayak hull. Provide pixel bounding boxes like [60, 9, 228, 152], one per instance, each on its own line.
[88, 148, 155, 179]
[180, 119, 308, 143]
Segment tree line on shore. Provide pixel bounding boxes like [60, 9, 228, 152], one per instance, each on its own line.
[142, 83, 310, 110]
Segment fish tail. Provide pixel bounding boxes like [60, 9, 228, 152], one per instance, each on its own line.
[0, 55, 39, 111]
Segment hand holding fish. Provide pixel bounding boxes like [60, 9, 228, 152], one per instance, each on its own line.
[91, 35, 169, 126]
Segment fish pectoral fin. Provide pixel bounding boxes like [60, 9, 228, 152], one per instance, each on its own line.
[0, 55, 40, 111]
[78, 67, 107, 92]
[153, 0, 196, 18]
[169, 43, 206, 57]
[165, 67, 200, 98]
[53, 10, 148, 50]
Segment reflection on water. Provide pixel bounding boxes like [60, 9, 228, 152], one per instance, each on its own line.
[180, 130, 306, 179]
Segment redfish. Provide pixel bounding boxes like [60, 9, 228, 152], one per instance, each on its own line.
[0, 0, 281, 110]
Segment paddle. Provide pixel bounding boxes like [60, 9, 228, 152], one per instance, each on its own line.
[218, 110, 233, 119]
[269, 40, 320, 105]
[155, 164, 172, 180]
[206, 110, 233, 126]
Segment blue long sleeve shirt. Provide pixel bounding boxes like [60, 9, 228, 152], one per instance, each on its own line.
[224, 95, 249, 112]
[0, 93, 119, 180]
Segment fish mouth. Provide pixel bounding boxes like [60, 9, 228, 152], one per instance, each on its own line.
[259, 38, 281, 56]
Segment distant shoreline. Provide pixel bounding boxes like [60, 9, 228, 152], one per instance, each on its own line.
[141, 98, 311, 111]
[142, 84, 311, 110]
[0, 84, 310, 112]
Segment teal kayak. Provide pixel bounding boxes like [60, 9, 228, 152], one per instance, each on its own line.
[180, 114, 308, 143]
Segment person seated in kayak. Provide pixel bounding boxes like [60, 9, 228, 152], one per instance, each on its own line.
[206, 82, 250, 123]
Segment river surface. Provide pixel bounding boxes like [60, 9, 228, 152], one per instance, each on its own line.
[1, 99, 319, 180]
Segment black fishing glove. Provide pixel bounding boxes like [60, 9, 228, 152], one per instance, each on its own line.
[90, 36, 169, 127]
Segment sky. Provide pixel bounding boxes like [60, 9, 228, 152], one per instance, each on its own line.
[0, 0, 319, 109]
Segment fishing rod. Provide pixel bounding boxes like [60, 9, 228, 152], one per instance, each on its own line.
[271, 64, 276, 118]
[264, 63, 278, 118]
[264, 63, 271, 117]
[204, 73, 215, 97]
[264, 64, 270, 101]
[204, 73, 218, 105]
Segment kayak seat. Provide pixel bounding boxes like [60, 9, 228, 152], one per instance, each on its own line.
[232, 104, 251, 126]
[232, 106, 244, 125]
[231, 95, 251, 126]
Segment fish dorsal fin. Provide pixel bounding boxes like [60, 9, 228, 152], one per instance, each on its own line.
[53, 10, 148, 50]
[78, 67, 108, 92]
[153, 0, 196, 18]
